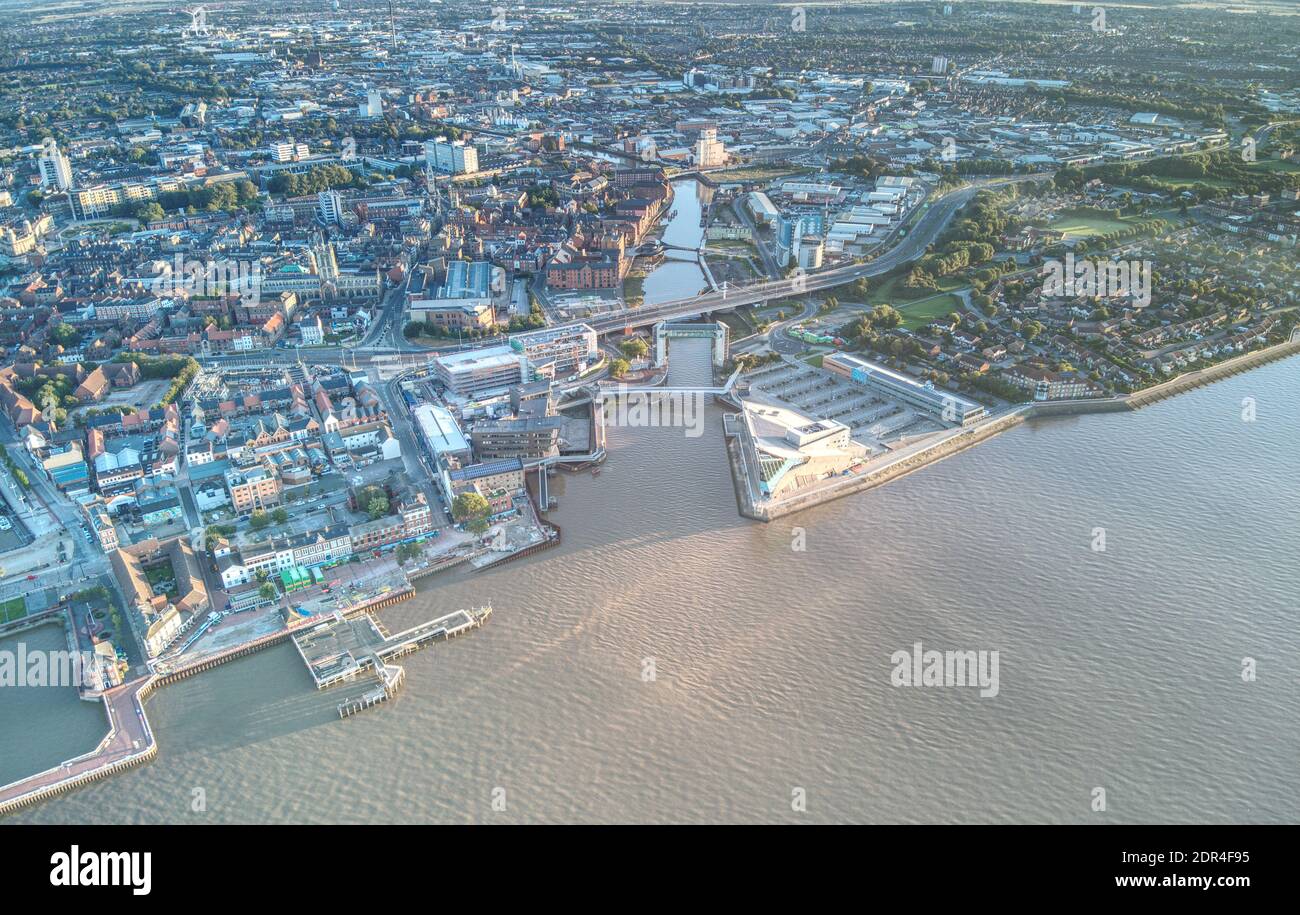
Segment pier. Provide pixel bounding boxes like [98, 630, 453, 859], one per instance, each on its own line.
[293, 605, 492, 716]
[0, 575, 490, 814]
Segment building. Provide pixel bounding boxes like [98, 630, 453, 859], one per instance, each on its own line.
[432, 345, 526, 397]
[822, 353, 986, 425]
[509, 323, 597, 375]
[225, 464, 281, 514]
[409, 260, 496, 330]
[1005, 365, 1097, 401]
[734, 400, 867, 501]
[38, 141, 74, 191]
[695, 127, 727, 169]
[360, 87, 383, 118]
[425, 137, 479, 175]
[797, 235, 825, 270]
[412, 402, 472, 465]
[470, 416, 563, 461]
[109, 537, 209, 658]
[348, 495, 433, 552]
[447, 458, 526, 496]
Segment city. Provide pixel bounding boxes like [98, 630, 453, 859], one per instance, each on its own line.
[0, 0, 1296, 847]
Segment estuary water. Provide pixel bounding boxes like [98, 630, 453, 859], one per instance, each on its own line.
[6, 339, 1299, 824]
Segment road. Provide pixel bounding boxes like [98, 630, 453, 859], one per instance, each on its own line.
[197, 175, 1044, 384]
[579, 175, 1049, 335]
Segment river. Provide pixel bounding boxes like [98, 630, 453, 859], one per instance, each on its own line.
[640, 178, 714, 306]
[5, 339, 1299, 824]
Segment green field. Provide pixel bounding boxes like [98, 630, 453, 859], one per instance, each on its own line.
[898, 292, 965, 330]
[867, 273, 966, 307]
[1047, 209, 1136, 238]
[710, 165, 812, 183]
[1249, 158, 1300, 174]
[1, 597, 26, 623]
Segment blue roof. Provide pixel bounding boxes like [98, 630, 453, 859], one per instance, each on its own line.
[448, 458, 524, 482]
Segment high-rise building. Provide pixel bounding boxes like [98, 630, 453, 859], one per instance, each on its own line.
[694, 127, 727, 169]
[359, 87, 383, 118]
[38, 142, 73, 191]
[425, 137, 479, 175]
[317, 189, 345, 225]
[797, 235, 825, 270]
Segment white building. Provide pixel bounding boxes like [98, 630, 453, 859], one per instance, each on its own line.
[797, 236, 824, 270]
[695, 127, 727, 169]
[735, 399, 867, 501]
[360, 87, 383, 118]
[425, 137, 479, 175]
[38, 142, 74, 191]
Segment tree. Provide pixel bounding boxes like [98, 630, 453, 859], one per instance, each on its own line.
[610, 358, 631, 378]
[452, 491, 492, 534]
[259, 582, 277, 601]
[871, 304, 903, 330]
[619, 337, 649, 360]
[396, 542, 422, 565]
[271, 507, 289, 524]
[366, 495, 390, 519]
[248, 509, 270, 530]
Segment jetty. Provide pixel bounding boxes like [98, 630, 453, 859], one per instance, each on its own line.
[292, 606, 493, 717]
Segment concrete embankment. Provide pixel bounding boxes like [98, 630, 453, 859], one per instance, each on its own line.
[0, 581, 425, 817]
[0, 676, 157, 817]
[729, 337, 1300, 522]
[1124, 338, 1300, 408]
[735, 408, 1031, 523]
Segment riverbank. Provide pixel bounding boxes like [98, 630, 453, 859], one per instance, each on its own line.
[0, 549, 476, 816]
[728, 334, 1300, 521]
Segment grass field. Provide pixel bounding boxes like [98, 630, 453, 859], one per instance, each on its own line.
[710, 165, 812, 183]
[1, 597, 26, 623]
[1047, 209, 1136, 238]
[1249, 158, 1300, 174]
[898, 292, 965, 330]
[868, 274, 966, 307]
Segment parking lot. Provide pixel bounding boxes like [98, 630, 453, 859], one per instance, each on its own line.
[745, 361, 947, 450]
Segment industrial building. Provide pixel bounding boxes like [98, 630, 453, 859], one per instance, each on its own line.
[822, 353, 986, 426]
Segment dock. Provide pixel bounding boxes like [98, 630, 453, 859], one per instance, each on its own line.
[292, 605, 493, 716]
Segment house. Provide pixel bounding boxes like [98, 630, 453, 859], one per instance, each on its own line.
[73, 367, 112, 403]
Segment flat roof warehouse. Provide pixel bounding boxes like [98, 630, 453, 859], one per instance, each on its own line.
[822, 353, 986, 426]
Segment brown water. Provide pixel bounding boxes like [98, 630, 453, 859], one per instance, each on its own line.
[6, 341, 1299, 823]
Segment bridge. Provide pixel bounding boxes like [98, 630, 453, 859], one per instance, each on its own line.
[583, 180, 997, 334]
[657, 241, 705, 255]
[596, 366, 743, 398]
[194, 177, 1044, 374]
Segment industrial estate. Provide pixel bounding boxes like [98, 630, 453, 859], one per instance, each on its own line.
[0, 0, 1297, 818]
